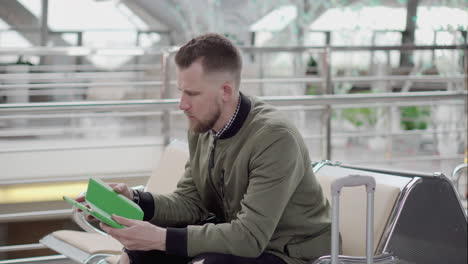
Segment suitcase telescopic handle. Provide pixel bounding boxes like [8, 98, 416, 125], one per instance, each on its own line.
[331, 175, 376, 264]
[331, 174, 376, 195]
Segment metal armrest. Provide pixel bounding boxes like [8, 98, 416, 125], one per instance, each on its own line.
[311, 253, 398, 263]
[451, 163, 467, 199]
[72, 185, 146, 235]
[84, 253, 115, 264]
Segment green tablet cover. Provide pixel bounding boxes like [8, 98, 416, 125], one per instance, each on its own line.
[63, 178, 143, 229]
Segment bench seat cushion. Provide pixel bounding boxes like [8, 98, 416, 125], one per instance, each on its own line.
[52, 230, 122, 254]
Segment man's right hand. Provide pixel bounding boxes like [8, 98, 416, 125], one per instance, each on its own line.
[74, 182, 133, 221]
[108, 183, 134, 200]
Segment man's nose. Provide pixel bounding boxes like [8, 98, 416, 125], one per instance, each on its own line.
[179, 95, 190, 111]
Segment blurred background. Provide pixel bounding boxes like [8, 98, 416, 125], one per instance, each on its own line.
[0, 0, 466, 261]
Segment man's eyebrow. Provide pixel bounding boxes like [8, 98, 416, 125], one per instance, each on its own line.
[185, 90, 200, 95]
[178, 88, 200, 95]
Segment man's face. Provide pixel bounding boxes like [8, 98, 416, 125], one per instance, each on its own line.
[177, 61, 223, 133]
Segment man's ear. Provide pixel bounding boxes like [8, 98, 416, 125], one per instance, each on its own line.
[222, 81, 234, 102]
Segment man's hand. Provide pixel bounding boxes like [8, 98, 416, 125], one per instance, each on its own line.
[100, 215, 167, 252]
[74, 183, 134, 221]
[108, 183, 134, 200]
[75, 182, 133, 202]
[119, 251, 130, 264]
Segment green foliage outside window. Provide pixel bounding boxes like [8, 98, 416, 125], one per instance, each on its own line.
[341, 107, 378, 128]
[400, 106, 431, 130]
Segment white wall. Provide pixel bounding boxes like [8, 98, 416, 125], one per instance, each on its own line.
[0, 138, 163, 183]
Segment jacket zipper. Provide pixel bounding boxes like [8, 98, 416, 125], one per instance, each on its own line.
[220, 169, 225, 199]
[208, 137, 226, 221]
[220, 169, 229, 221]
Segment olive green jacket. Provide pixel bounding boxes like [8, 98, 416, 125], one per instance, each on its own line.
[150, 95, 331, 264]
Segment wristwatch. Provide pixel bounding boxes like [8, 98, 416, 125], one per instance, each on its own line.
[132, 189, 140, 204]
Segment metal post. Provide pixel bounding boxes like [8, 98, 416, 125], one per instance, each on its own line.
[295, 0, 307, 93]
[464, 45, 468, 91]
[40, 0, 49, 65]
[40, 0, 49, 46]
[400, 0, 419, 67]
[386, 105, 394, 164]
[331, 194, 340, 264]
[432, 31, 437, 63]
[325, 31, 331, 46]
[366, 191, 374, 264]
[464, 48, 468, 161]
[320, 47, 332, 160]
[76, 32, 83, 67]
[161, 51, 172, 146]
[370, 31, 376, 69]
[135, 31, 141, 66]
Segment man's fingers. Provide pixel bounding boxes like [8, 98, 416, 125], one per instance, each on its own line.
[112, 214, 138, 227]
[108, 183, 119, 189]
[113, 184, 124, 193]
[108, 183, 125, 193]
[75, 195, 86, 203]
[111, 183, 127, 194]
[99, 222, 112, 233]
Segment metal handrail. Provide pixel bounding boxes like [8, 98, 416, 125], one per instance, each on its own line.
[0, 75, 462, 92]
[261, 91, 466, 106]
[1, 121, 465, 141]
[0, 46, 166, 56]
[0, 244, 46, 253]
[302, 128, 468, 139]
[0, 73, 462, 84]
[241, 75, 464, 84]
[0, 44, 465, 56]
[0, 71, 147, 80]
[0, 255, 68, 264]
[0, 91, 465, 114]
[0, 111, 162, 120]
[348, 154, 465, 164]
[240, 44, 467, 53]
[0, 139, 162, 154]
[0, 80, 162, 89]
[0, 171, 150, 186]
[0, 209, 71, 223]
[0, 100, 464, 120]
[0, 63, 160, 72]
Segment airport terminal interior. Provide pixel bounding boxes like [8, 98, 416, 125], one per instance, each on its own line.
[0, 0, 467, 263]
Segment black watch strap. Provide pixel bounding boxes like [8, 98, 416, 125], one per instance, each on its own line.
[132, 189, 140, 205]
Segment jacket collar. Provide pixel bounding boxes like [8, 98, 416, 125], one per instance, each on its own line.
[217, 92, 251, 140]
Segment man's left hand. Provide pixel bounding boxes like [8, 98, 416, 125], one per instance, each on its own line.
[100, 215, 167, 251]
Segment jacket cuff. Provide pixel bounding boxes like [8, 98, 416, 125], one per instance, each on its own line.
[166, 227, 188, 257]
[136, 191, 155, 221]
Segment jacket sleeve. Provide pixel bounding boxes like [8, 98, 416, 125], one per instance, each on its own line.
[186, 128, 306, 257]
[149, 159, 208, 227]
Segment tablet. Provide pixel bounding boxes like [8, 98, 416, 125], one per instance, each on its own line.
[63, 178, 144, 229]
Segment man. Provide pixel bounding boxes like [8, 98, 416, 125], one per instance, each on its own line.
[93, 33, 331, 264]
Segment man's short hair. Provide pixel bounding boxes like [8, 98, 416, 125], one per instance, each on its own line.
[175, 33, 242, 88]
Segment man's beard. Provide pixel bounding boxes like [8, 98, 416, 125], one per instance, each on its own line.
[189, 104, 222, 134]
